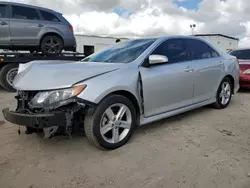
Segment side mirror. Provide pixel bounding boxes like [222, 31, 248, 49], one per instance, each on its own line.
[148, 55, 168, 65]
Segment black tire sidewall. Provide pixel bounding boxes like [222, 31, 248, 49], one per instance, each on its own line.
[91, 95, 136, 149]
[0, 64, 18, 92]
[216, 77, 233, 108]
[40, 35, 63, 55]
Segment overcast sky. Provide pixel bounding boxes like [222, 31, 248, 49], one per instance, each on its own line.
[6, 0, 250, 47]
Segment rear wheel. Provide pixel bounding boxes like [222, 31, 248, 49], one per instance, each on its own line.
[84, 95, 136, 150]
[212, 77, 233, 109]
[40, 35, 63, 55]
[0, 64, 18, 92]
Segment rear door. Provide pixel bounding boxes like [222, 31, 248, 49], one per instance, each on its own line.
[186, 38, 224, 103]
[139, 38, 195, 117]
[10, 5, 42, 46]
[0, 4, 10, 46]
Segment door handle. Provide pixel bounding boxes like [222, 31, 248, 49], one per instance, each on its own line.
[37, 24, 44, 27]
[218, 60, 223, 66]
[0, 21, 8, 26]
[185, 67, 194, 72]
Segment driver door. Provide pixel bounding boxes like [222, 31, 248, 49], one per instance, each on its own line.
[139, 38, 195, 118]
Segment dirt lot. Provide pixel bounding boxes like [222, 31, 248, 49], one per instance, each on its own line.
[0, 88, 250, 188]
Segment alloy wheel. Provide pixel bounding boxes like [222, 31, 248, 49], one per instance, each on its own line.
[100, 103, 132, 144]
[43, 37, 61, 54]
[219, 81, 231, 105]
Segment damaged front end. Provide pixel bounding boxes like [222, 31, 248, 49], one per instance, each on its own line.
[2, 86, 91, 139]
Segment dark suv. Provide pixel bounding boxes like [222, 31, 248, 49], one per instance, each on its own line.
[0, 1, 76, 55]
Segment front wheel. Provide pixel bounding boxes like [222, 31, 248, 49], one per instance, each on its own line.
[212, 77, 233, 109]
[84, 95, 137, 150]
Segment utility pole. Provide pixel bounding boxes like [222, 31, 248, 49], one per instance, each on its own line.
[190, 24, 196, 35]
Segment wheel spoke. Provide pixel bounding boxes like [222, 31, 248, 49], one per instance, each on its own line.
[221, 83, 225, 90]
[101, 122, 113, 135]
[225, 92, 230, 98]
[219, 92, 224, 98]
[117, 121, 131, 129]
[105, 108, 115, 121]
[50, 38, 53, 45]
[116, 105, 127, 120]
[221, 96, 226, 104]
[112, 128, 119, 143]
[224, 84, 229, 92]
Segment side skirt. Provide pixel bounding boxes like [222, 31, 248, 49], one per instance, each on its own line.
[139, 97, 216, 126]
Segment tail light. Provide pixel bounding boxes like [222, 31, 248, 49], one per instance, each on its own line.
[69, 25, 74, 33]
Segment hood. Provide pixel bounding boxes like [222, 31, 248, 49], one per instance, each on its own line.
[13, 60, 123, 90]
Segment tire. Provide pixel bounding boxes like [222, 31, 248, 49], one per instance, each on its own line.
[212, 77, 233, 109]
[84, 94, 137, 150]
[0, 64, 18, 92]
[40, 35, 63, 56]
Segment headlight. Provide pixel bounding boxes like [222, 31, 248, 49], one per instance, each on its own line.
[243, 69, 250, 74]
[30, 85, 86, 108]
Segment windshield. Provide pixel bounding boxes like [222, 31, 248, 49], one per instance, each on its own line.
[81, 38, 156, 63]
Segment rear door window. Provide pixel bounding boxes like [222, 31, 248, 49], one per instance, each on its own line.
[40, 10, 60, 22]
[0, 4, 7, 18]
[12, 5, 39, 20]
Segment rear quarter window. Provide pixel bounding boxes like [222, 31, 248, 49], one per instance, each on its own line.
[40, 10, 60, 22]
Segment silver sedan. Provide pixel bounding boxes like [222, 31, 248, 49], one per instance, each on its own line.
[3, 36, 240, 149]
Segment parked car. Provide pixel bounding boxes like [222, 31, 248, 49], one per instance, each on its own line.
[2, 36, 240, 149]
[0, 2, 76, 55]
[229, 48, 250, 89]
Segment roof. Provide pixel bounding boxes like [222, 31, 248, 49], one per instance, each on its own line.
[74, 34, 130, 40]
[193, 34, 239, 41]
[1, 1, 60, 14]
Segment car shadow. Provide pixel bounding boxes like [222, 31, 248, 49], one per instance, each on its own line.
[238, 88, 250, 93]
[0, 86, 9, 93]
[135, 106, 210, 134]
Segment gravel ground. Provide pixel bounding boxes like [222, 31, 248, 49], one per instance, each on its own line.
[0, 88, 250, 188]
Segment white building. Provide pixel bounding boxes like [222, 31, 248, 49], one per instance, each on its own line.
[75, 34, 130, 56]
[0, 33, 239, 55]
[74, 33, 239, 56]
[193, 34, 239, 53]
